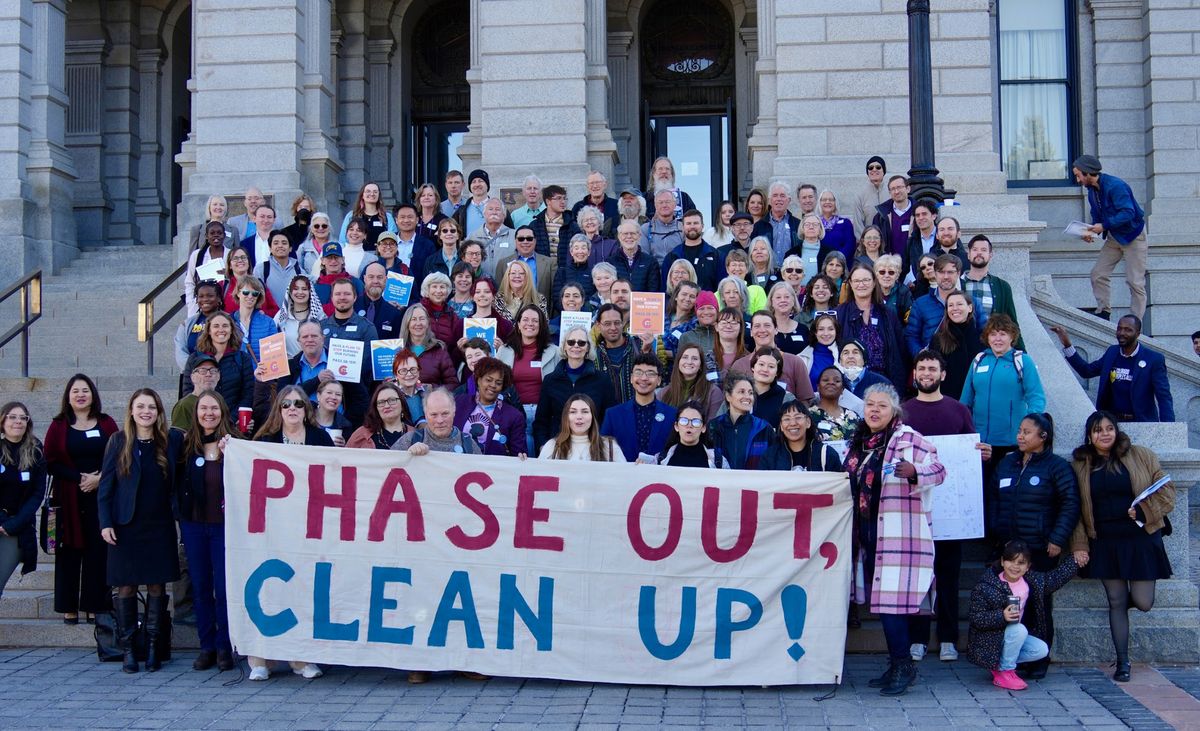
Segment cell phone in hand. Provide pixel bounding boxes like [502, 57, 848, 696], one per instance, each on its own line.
[1006, 595, 1020, 621]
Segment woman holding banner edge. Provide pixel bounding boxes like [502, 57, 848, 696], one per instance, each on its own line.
[843, 383, 945, 695]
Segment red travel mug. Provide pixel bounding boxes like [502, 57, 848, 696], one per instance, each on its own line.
[238, 407, 252, 433]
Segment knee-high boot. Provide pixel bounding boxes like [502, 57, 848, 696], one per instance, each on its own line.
[115, 596, 139, 674]
[144, 595, 169, 672]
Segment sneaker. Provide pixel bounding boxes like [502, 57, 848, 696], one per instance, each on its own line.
[293, 663, 323, 679]
[940, 643, 959, 661]
[249, 665, 270, 681]
[992, 669, 1027, 691]
[909, 643, 927, 661]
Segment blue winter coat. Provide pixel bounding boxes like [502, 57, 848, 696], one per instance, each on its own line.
[959, 349, 1046, 447]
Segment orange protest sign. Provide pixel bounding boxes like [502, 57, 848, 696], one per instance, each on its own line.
[628, 292, 665, 339]
[257, 333, 290, 381]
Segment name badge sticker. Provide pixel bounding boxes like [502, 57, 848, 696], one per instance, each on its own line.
[346, 325, 358, 332]
[976, 365, 989, 373]
[530, 361, 542, 368]
[85, 430, 101, 438]
[999, 478, 1013, 488]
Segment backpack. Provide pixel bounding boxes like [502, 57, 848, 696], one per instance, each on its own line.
[971, 349, 1024, 389]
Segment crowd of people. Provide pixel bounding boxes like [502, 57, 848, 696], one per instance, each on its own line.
[0, 153, 1179, 694]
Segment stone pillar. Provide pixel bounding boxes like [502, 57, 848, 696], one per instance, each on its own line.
[299, 0, 343, 210]
[24, 0, 78, 271]
[134, 45, 169, 246]
[99, 0, 139, 246]
[737, 19, 759, 195]
[365, 32, 395, 203]
[64, 38, 109, 250]
[583, 0, 616, 181]
[471, 0, 590, 196]
[334, 8, 367, 210]
[455, 0, 483, 172]
[605, 27, 635, 189]
[746, 0, 777, 188]
[178, 0, 307, 256]
[1142, 0, 1200, 247]
[1087, 0, 1150, 200]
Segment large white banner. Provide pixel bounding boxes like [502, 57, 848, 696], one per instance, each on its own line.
[223, 441, 852, 686]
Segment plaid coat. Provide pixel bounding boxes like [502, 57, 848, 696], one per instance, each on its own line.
[852, 424, 946, 614]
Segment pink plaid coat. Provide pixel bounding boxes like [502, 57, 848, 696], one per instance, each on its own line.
[852, 424, 946, 614]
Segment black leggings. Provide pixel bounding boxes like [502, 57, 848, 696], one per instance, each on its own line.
[1101, 579, 1156, 659]
[116, 584, 165, 599]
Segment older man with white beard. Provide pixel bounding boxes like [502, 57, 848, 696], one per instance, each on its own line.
[642, 156, 696, 222]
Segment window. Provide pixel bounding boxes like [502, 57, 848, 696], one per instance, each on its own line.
[998, 0, 1077, 185]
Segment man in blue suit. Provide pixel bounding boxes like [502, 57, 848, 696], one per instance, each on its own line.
[1050, 315, 1174, 422]
[600, 352, 677, 462]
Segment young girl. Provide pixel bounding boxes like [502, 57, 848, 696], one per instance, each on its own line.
[967, 539, 1078, 690]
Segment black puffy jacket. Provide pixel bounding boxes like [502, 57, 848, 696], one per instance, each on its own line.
[989, 449, 1081, 550]
[531, 361, 616, 449]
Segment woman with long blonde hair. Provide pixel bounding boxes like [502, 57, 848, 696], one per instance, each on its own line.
[499, 259, 547, 319]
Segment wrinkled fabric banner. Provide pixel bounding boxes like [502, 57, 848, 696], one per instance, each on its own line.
[224, 440, 852, 686]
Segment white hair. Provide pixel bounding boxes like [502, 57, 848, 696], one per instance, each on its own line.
[768, 181, 790, 197]
[420, 272, 452, 297]
[522, 175, 543, 188]
[577, 205, 604, 226]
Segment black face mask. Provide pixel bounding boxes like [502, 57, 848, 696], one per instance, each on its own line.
[296, 209, 313, 226]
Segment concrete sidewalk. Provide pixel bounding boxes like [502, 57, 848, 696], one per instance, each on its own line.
[0, 647, 1187, 729]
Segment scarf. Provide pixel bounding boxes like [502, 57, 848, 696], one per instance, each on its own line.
[844, 418, 899, 549]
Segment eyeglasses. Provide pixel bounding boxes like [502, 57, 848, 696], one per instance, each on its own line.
[783, 268, 804, 274]
[377, 397, 403, 407]
[394, 367, 419, 376]
[279, 399, 305, 410]
[877, 269, 898, 276]
[676, 417, 704, 427]
[515, 236, 535, 242]
[632, 370, 659, 379]
[867, 165, 883, 171]
[240, 289, 260, 298]
[549, 195, 567, 202]
[565, 339, 588, 348]
[193, 367, 219, 376]
[230, 255, 249, 263]
[311, 224, 329, 230]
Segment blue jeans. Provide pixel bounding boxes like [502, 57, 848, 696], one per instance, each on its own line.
[523, 404, 537, 457]
[998, 622, 1047, 671]
[179, 521, 231, 653]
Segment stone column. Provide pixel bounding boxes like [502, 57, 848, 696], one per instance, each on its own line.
[24, 0, 78, 271]
[299, 0, 343, 210]
[746, 0, 778, 187]
[470, 0, 590, 196]
[64, 38, 109, 250]
[605, 28, 635, 189]
[1142, 0, 1200, 247]
[134, 46, 169, 247]
[365, 33, 396, 203]
[1087, 0, 1150, 200]
[737, 20, 759, 195]
[455, 0, 483, 172]
[178, 0, 307, 254]
[583, 0, 616, 181]
[98, 0, 139, 245]
[334, 8, 367, 210]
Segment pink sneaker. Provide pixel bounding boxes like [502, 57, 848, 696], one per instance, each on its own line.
[991, 669, 1028, 691]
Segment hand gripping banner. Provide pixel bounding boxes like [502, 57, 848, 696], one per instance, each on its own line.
[223, 441, 852, 685]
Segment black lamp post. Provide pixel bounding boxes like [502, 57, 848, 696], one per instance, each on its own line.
[906, 0, 956, 203]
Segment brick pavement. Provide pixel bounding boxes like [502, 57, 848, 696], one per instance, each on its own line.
[0, 647, 1184, 730]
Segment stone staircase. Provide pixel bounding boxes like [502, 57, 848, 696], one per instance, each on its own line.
[0, 245, 189, 647]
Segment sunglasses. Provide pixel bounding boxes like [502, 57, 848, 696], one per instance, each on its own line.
[311, 224, 329, 229]
[279, 399, 305, 410]
[240, 289, 260, 298]
[565, 339, 588, 348]
[867, 165, 883, 171]
[676, 417, 704, 427]
[516, 236, 535, 242]
[877, 269, 898, 276]
[783, 268, 804, 274]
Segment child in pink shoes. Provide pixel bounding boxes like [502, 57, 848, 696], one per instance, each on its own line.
[966, 539, 1078, 690]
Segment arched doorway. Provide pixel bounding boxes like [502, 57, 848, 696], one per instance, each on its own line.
[640, 0, 735, 221]
[406, 0, 469, 193]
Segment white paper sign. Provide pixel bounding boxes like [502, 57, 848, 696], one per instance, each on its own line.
[327, 339, 364, 384]
[925, 433, 985, 540]
[1063, 220, 1092, 238]
[558, 311, 594, 347]
[223, 443, 853, 687]
[195, 257, 226, 282]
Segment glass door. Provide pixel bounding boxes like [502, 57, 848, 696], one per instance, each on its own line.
[648, 115, 729, 223]
[413, 122, 467, 190]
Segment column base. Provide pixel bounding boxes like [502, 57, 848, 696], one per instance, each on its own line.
[1054, 580, 1200, 663]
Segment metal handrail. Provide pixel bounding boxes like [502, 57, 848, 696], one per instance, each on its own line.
[137, 260, 188, 375]
[0, 270, 43, 377]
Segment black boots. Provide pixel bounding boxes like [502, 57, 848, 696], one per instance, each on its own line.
[115, 596, 140, 674]
[1113, 655, 1131, 682]
[144, 595, 168, 672]
[867, 660, 895, 688]
[879, 659, 916, 695]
